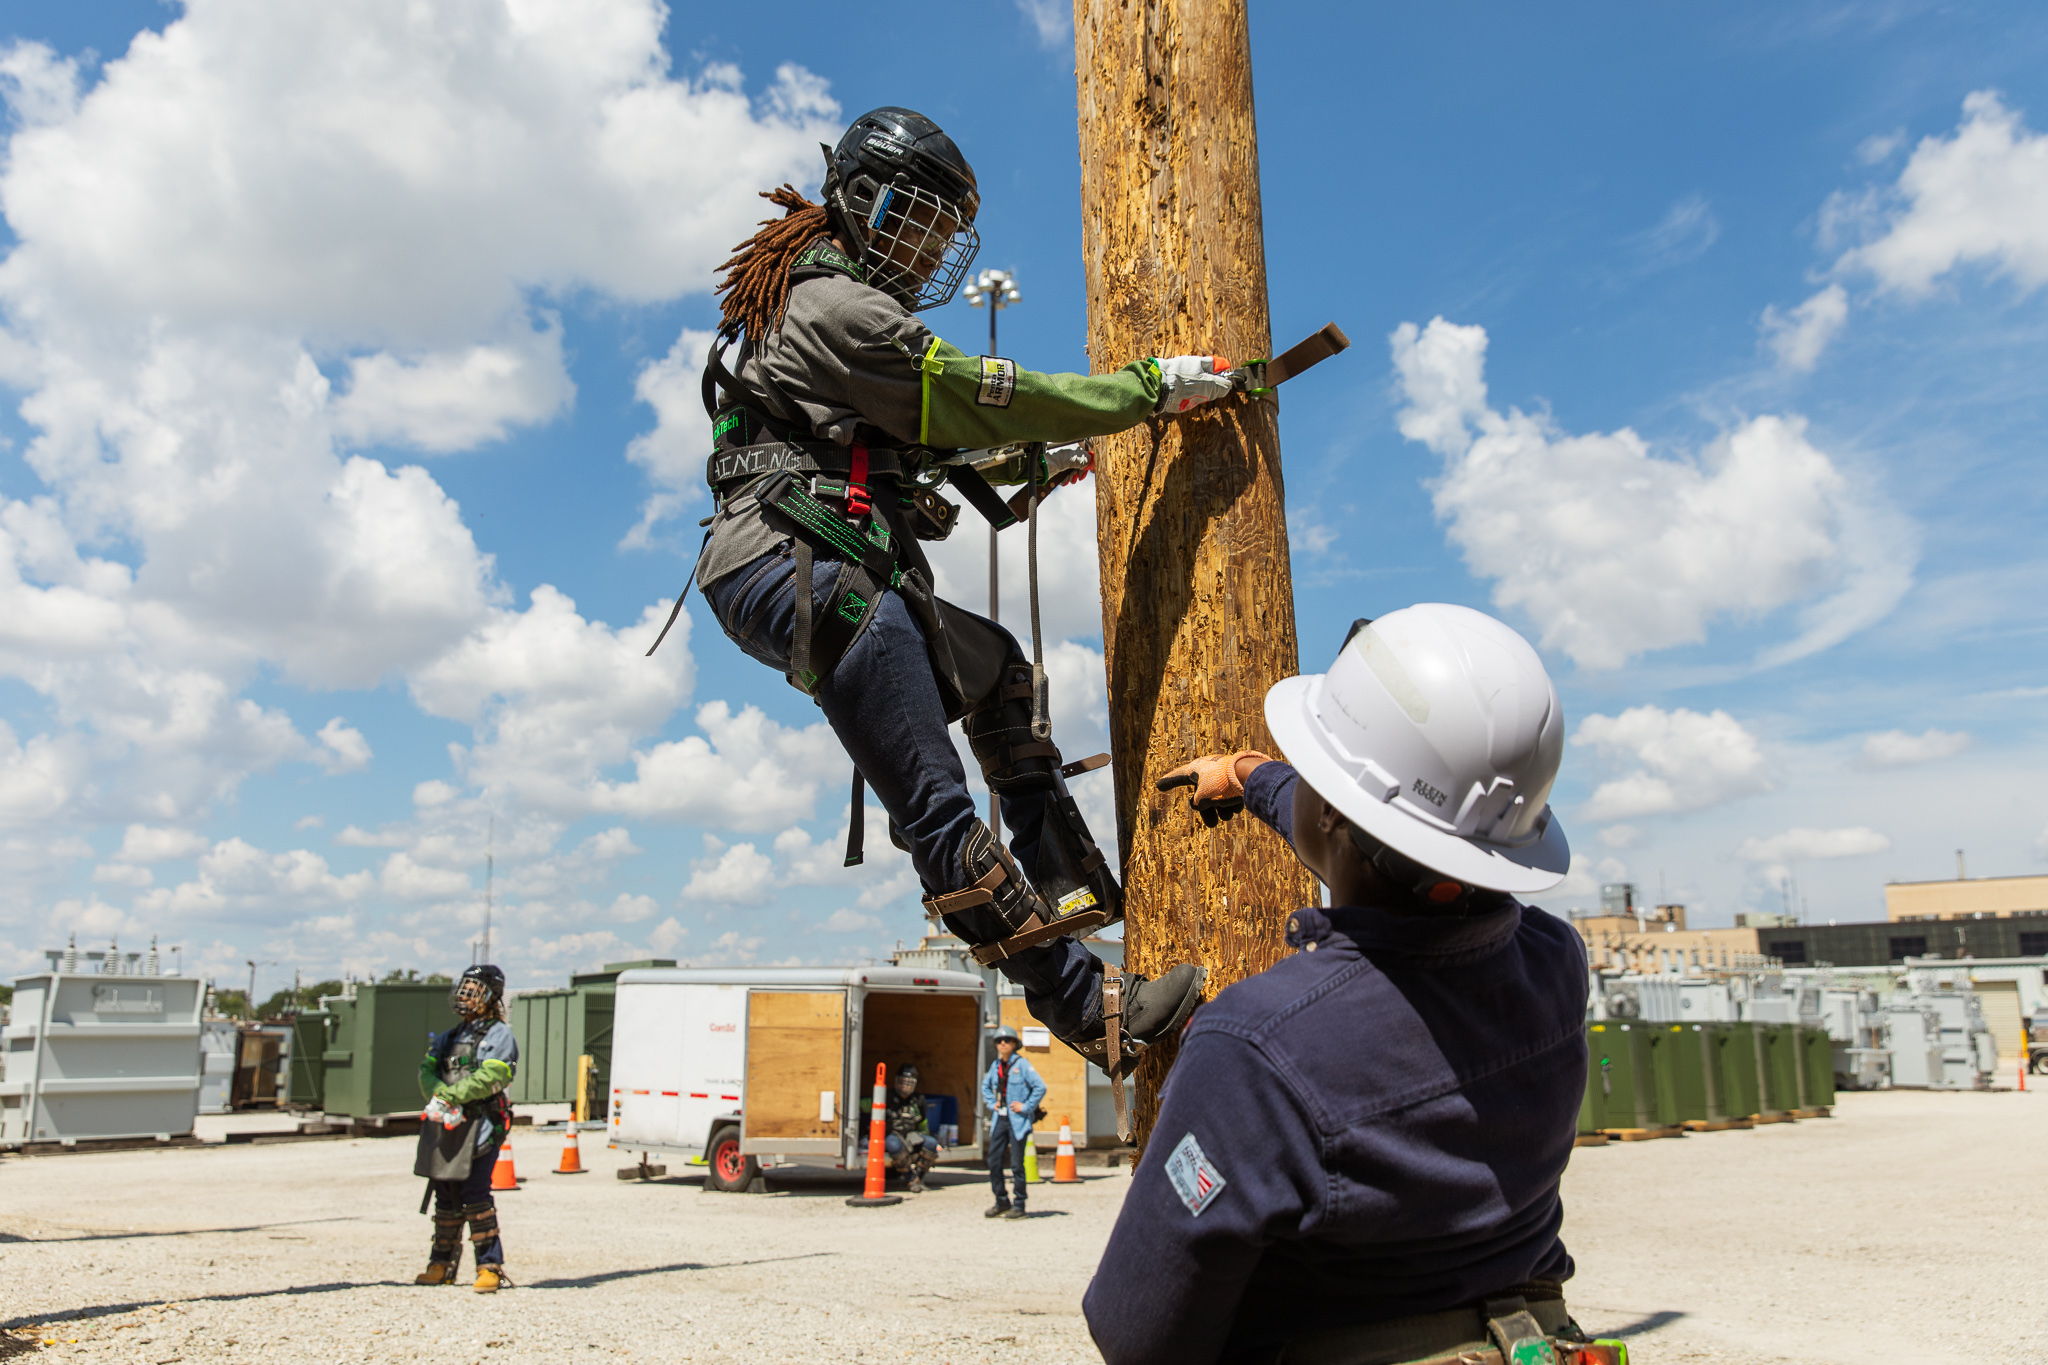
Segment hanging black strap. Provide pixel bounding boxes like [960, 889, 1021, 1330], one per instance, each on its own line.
[845, 770, 865, 867]
[791, 538, 814, 681]
[644, 529, 713, 658]
[947, 464, 1019, 530]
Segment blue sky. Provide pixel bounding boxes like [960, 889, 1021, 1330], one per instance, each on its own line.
[1, 0, 2044, 992]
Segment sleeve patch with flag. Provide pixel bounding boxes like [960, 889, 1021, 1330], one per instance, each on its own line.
[1164, 1131, 1226, 1216]
[976, 356, 1017, 407]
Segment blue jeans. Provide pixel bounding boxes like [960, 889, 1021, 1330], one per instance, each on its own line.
[884, 1132, 938, 1161]
[985, 1119, 1029, 1208]
[704, 546, 1102, 1040]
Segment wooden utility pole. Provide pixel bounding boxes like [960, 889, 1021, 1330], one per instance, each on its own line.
[1074, 1, 1319, 1145]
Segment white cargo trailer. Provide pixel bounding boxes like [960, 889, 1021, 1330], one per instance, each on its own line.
[606, 966, 991, 1190]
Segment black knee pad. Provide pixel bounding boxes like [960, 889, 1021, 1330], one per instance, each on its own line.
[964, 664, 1060, 793]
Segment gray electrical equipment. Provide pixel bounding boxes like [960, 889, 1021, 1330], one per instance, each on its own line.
[1818, 987, 1890, 1090]
[1883, 1005, 1947, 1089]
[197, 1018, 238, 1114]
[3, 962, 205, 1145]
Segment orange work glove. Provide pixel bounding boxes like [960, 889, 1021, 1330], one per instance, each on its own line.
[1154, 750, 1273, 827]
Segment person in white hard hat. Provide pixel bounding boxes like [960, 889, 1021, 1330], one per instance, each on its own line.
[1082, 605, 1614, 1365]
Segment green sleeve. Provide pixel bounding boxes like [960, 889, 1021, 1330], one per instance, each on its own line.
[418, 1051, 440, 1101]
[435, 1057, 515, 1106]
[917, 338, 1160, 448]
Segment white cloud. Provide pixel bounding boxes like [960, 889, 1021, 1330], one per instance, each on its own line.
[620, 327, 716, 548]
[1860, 727, 1971, 768]
[137, 837, 375, 918]
[1597, 824, 1641, 850]
[1735, 826, 1892, 864]
[923, 477, 1105, 649]
[1856, 131, 1905, 166]
[0, 0, 838, 860]
[682, 835, 775, 906]
[1759, 284, 1848, 372]
[1391, 317, 1911, 670]
[606, 892, 658, 925]
[380, 851, 473, 901]
[1572, 706, 1772, 820]
[114, 824, 211, 864]
[0, 41, 81, 128]
[1629, 194, 1720, 272]
[91, 863, 154, 888]
[1015, 0, 1073, 50]
[1837, 91, 2048, 296]
[820, 907, 882, 933]
[315, 718, 372, 774]
[411, 587, 696, 812]
[295, 814, 324, 830]
[332, 322, 576, 453]
[588, 700, 844, 831]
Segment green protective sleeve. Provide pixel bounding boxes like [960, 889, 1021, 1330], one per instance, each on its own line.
[918, 338, 1160, 449]
[435, 1057, 516, 1107]
[418, 1051, 441, 1101]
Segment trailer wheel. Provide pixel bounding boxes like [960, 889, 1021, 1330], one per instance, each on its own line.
[704, 1124, 758, 1192]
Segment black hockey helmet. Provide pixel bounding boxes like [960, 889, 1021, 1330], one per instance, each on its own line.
[822, 107, 980, 312]
[451, 963, 505, 1018]
[894, 1063, 920, 1090]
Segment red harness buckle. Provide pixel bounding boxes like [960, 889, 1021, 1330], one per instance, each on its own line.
[846, 444, 872, 517]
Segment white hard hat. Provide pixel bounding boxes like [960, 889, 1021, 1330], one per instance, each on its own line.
[1264, 603, 1570, 894]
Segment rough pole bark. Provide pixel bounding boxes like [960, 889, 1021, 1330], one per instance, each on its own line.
[1074, 0, 1320, 1147]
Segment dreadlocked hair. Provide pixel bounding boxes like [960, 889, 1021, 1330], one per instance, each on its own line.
[715, 185, 833, 343]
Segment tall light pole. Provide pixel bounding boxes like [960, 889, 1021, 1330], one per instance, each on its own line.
[960, 268, 1022, 838]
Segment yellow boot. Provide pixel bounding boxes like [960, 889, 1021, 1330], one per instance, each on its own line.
[473, 1265, 509, 1293]
[414, 1263, 458, 1286]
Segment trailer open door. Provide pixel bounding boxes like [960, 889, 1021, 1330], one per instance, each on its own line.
[742, 991, 845, 1157]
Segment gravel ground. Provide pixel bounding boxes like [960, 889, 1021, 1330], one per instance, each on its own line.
[1, 1088, 2040, 1364]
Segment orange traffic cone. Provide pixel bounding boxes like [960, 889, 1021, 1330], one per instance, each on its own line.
[845, 1062, 902, 1208]
[490, 1137, 518, 1190]
[555, 1125, 585, 1174]
[1051, 1116, 1082, 1183]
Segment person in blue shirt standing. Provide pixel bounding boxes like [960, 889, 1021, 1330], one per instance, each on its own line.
[1084, 605, 1608, 1365]
[980, 1024, 1047, 1220]
[414, 965, 520, 1293]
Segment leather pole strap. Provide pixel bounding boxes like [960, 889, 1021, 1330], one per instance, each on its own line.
[1102, 970, 1129, 1142]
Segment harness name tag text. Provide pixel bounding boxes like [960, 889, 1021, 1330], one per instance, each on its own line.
[1164, 1131, 1226, 1216]
[976, 356, 1016, 408]
[708, 444, 811, 486]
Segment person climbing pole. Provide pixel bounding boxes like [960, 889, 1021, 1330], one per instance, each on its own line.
[413, 964, 519, 1293]
[670, 106, 1227, 1075]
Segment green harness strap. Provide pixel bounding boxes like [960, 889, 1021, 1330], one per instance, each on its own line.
[755, 470, 902, 697]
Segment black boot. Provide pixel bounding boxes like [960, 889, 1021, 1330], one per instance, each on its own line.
[1074, 964, 1207, 1077]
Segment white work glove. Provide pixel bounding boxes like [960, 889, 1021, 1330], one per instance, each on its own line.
[1042, 440, 1094, 479]
[1152, 355, 1235, 414]
[423, 1095, 463, 1130]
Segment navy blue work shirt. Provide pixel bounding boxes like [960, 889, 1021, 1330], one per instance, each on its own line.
[1082, 761, 1588, 1365]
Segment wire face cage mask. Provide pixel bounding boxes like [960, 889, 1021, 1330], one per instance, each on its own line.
[857, 179, 980, 312]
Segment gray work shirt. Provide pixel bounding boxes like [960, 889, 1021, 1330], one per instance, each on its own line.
[694, 274, 936, 593]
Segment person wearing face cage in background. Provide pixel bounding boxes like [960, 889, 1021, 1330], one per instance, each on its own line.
[668, 105, 1241, 1088]
[413, 965, 520, 1293]
[1084, 606, 1630, 1365]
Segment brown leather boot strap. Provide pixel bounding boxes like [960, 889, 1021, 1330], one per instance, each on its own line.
[966, 906, 1117, 966]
